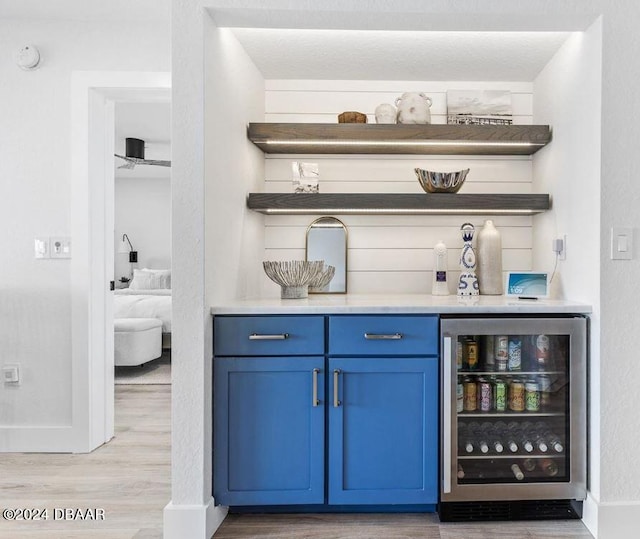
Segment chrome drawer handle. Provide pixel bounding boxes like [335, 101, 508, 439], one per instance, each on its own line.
[312, 368, 320, 407]
[248, 333, 289, 340]
[364, 332, 403, 340]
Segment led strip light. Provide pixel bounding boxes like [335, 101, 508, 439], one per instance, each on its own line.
[261, 208, 538, 215]
[264, 140, 540, 148]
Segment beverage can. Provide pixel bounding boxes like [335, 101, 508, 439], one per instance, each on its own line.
[463, 377, 477, 411]
[536, 334, 550, 370]
[508, 337, 522, 371]
[495, 335, 508, 370]
[478, 378, 492, 412]
[509, 379, 525, 412]
[538, 374, 552, 407]
[465, 339, 478, 371]
[494, 378, 507, 412]
[525, 379, 541, 411]
[456, 340, 463, 370]
[484, 335, 495, 369]
[457, 382, 464, 413]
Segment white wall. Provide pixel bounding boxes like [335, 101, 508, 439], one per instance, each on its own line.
[263, 80, 535, 296]
[0, 19, 168, 441]
[532, 22, 602, 513]
[598, 2, 640, 536]
[205, 28, 265, 303]
[115, 176, 172, 280]
[165, 7, 264, 537]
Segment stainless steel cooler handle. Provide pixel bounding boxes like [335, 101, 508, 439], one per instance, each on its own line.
[442, 335, 452, 494]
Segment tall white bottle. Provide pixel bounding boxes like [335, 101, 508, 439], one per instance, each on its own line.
[477, 219, 503, 295]
[432, 239, 449, 296]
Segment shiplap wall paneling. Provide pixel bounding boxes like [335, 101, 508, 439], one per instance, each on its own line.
[265, 81, 533, 125]
[261, 80, 534, 296]
[265, 156, 532, 194]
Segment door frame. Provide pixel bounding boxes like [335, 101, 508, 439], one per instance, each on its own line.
[70, 71, 171, 452]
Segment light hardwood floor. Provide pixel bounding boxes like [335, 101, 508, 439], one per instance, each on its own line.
[0, 384, 594, 539]
[213, 513, 595, 539]
[0, 385, 170, 539]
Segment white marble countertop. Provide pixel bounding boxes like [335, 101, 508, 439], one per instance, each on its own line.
[211, 294, 592, 315]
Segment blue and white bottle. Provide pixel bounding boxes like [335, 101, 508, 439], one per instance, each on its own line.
[457, 222, 480, 296]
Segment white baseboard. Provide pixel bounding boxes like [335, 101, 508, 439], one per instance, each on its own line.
[584, 498, 640, 539]
[0, 426, 77, 453]
[164, 498, 228, 539]
[582, 493, 598, 538]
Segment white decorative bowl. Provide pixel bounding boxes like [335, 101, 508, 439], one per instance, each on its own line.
[263, 260, 325, 299]
[308, 265, 336, 293]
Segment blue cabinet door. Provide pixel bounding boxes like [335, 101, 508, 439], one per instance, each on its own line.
[214, 357, 325, 506]
[328, 357, 438, 505]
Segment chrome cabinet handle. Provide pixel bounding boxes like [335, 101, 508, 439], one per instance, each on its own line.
[364, 333, 403, 340]
[312, 368, 320, 407]
[248, 333, 289, 340]
[333, 369, 341, 407]
[442, 336, 453, 494]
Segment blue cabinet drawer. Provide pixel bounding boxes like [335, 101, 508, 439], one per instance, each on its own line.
[214, 316, 325, 356]
[329, 315, 438, 356]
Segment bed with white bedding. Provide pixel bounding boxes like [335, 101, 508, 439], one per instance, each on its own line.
[114, 269, 172, 348]
[114, 288, 172, 333]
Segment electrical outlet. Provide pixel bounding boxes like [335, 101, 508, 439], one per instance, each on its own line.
[50, 237, 71, 259]
[2, 365, 20, 385]
[552, 235, 567, 260]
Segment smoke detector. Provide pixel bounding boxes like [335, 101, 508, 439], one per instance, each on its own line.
[16, 45, 41, 70]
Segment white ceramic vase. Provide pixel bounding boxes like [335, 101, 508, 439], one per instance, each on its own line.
[477, 219, 503, 295]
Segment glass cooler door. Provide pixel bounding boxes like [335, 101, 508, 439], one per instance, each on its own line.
[440, 317, 587, 502]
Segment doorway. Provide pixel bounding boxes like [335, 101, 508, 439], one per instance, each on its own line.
[70, 72, 171, 452]
[113, 101, 172, 387]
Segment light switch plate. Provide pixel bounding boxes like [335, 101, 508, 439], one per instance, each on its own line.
[611, 227, 633, 260]
[2, 365, 20, 384]
[34, 237, 49, 259]
[50, 237, 71, 259]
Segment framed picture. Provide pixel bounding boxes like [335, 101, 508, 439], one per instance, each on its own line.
[447, 89, 513, 125]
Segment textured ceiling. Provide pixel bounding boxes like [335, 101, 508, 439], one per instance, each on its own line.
[230, 29, 571, 81]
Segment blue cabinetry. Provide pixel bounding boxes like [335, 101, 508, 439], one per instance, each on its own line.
[214, 356, 325, 505]
[328, 315, 438, 505]
[328, 356, 438, 505]
[213, 314, 439, 508]
[213, 316, 325, 506]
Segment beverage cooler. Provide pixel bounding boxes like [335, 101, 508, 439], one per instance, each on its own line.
[439, 316, 587, 521]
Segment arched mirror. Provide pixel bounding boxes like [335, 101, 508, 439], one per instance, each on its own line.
[305, 217, 348, 294]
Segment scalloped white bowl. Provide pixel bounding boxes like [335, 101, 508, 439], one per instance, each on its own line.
[263, 260, 325, 299]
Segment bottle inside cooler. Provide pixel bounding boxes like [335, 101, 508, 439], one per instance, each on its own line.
[456, 415, 569, 484]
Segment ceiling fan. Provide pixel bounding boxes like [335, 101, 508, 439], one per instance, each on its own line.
[115, 137, 171, 169]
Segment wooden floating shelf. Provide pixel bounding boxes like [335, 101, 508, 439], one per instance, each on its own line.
[248, 123, 552, 155]
[247, 193, 551, 216]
